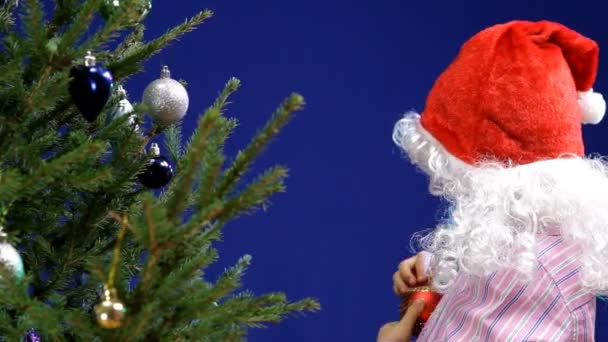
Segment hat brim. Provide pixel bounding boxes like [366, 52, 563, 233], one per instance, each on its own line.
[393, 112, 471, 178]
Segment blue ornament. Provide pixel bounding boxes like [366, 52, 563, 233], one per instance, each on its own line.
[69, 51, 114, 122]
[138, 143, 173, 188]
[23, 330, 42, 342]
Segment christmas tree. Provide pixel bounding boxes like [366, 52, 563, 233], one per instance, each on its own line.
[0, 1, 319, 340]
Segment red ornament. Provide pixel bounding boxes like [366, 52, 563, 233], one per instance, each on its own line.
[400, 286, 443, 337]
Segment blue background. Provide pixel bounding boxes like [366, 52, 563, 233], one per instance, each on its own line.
[124, 1, 608, 341]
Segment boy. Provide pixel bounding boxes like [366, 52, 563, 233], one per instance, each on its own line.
[384, 20, 607, 341]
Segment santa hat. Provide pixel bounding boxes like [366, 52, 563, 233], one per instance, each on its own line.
[403, 20, 605, 166]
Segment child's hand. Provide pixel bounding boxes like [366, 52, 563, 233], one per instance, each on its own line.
[377, 299, 426, 342]
[393, 252, 430, 295]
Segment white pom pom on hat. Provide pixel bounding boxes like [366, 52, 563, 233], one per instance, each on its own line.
[579, 89, 606, 124]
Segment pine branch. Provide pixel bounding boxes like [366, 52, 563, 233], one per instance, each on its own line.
[21, 0, 47, 56]
[186, 79, 242, 210]
[77, 0, 147, 56]
[241, 294, 321, 325]
[109, 10, 213, 80]
[70, 168, 114, 190]
[113, 24, 145, 59]
[0, 268, 29, 306]
[155, 250, 218, 298]
[164, 123, 184, 162]
[219, 166, 288, 222]
[56, 0, 102, 54]
[20, 304, 65, 337]
[150, 216, 216, 282]
[122, 300, 162, 339]
[216, 93, 304, 198]
[0, 5, 16, 32]
[214, 77, 241, 111]
[132, 194, 172, 299]
[16, 140, 105, 198]
[224, 293, 319, 334]
[48, 0, 80, 35]
[165, 78, 240, 221]
[22, 69, 70, 118]
[149, 255, 252, 338]
[0, 59, 22, 90]
[209, 254, 251, 301]
[0, 169, 24, 204]
[184, 290, 318, 339]
[165, 108, 218, 221]
[195, 152, 225, 209]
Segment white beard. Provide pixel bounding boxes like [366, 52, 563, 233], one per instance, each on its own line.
[394, 112, 608, 295]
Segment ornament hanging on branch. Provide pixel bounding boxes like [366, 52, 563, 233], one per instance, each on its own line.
[69, 51, 114, 122]
[95, 285, 126, 329]
[138, 143, 174, 189]
[23, 329, 42, 342]
[142, 65, 189, 125]
[95, 216, 128, 329]
[106, 85, 139, 133]
[100, 0, 152, 22]
[0, 226, 24, 280]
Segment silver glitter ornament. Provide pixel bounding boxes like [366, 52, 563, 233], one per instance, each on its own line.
[0, 228, 24, 280]
[106, 85, 139, 133]
[142, 66, 189, 125]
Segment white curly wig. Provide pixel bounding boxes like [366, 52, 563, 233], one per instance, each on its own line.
[393, 112, 608, 295]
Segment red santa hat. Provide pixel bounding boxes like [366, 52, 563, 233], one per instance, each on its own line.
[417, 20, 605, 166]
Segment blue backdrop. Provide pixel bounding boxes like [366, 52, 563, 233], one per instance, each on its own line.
[125, 1, 608, 341]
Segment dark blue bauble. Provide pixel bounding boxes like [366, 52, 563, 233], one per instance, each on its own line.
[69, 64, 113, 122]
[138, 156, 174, 188]
[23, 330, 42, 342]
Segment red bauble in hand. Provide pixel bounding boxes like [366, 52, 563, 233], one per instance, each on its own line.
[400, 286, 442, 337]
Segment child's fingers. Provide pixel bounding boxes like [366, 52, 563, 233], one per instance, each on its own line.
[398, 257, 417, 286]
[377, 299, 426, 342]
[396, 299, 426, 333]
[393, 271, 408, 295]
[377, 322, 400, 342]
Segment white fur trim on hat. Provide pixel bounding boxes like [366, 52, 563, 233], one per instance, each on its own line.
[393, 113, 471, 172]
[578, 89, 606, 125]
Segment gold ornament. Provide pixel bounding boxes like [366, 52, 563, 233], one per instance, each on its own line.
[95, 285, 127, 329]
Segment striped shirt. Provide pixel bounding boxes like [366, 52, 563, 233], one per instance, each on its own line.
[417, 234, 596, 341]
